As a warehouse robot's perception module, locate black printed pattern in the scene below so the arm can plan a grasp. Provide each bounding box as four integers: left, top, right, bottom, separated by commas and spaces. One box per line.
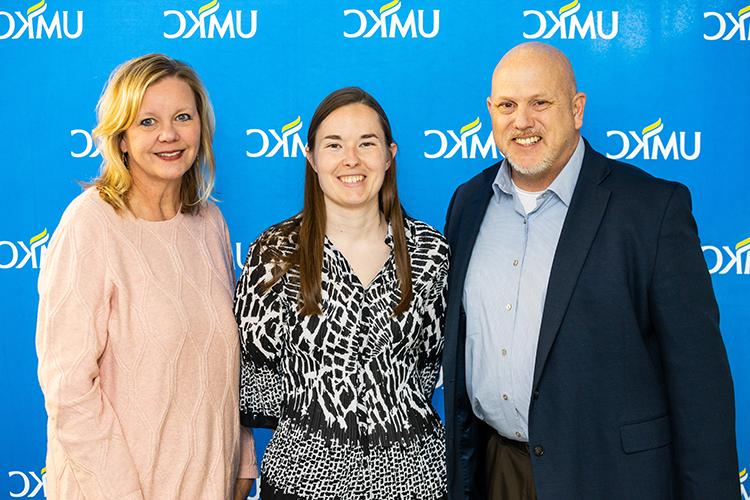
235, 215, 449, 499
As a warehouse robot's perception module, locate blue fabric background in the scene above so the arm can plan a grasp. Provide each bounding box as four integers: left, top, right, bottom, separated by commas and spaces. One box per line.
1, 1, 747, 497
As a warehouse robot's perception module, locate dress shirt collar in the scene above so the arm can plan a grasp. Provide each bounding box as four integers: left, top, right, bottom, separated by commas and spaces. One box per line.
492, 136, 585, 207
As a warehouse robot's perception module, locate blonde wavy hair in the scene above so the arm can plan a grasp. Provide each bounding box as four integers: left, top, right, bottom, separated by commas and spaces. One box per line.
92, 53, 216, 214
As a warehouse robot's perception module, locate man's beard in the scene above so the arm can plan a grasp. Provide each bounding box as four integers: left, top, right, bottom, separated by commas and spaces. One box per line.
506, 154, 553, 177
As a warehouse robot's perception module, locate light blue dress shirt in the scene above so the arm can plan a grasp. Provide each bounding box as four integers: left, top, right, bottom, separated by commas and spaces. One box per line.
463, 137, 584, 441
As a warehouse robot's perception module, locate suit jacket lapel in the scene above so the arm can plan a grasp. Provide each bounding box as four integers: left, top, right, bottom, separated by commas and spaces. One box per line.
533, 143, 612, 388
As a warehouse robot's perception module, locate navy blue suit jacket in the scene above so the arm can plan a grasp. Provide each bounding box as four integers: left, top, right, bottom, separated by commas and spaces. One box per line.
443, 140, 738, 500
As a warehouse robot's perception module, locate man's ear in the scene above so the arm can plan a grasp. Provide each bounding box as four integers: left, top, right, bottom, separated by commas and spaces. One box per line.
572, 92, 586, 131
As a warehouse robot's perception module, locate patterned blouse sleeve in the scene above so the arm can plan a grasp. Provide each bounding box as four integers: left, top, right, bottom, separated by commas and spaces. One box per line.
416, 241, 449, 402
235, 237, 286, 429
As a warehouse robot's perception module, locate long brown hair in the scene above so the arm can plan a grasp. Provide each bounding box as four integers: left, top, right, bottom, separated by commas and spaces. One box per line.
260, 87, 412, 316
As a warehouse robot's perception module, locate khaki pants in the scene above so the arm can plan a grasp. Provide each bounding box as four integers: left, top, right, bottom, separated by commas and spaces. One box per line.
485, 431, 538, 500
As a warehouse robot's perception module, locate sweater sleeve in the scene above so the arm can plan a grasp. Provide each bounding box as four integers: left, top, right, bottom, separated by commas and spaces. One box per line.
36, 201, 144, 500
214, 203, 237, 283
212, 206, 260, 480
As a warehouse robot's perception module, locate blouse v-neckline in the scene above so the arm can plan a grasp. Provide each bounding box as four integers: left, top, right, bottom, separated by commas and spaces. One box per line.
323, 222, 395, 290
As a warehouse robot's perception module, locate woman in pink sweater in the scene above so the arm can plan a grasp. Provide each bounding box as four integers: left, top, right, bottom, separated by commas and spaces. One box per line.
36, 54, 258, 500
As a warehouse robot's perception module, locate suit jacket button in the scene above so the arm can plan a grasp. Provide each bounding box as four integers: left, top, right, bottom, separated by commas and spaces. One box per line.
533, 390, 540, 399
534, 446, 544, 457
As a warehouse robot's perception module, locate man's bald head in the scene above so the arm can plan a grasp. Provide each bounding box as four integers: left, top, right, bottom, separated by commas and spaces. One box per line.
486, 42, 586, 191
492, 42, 578, 99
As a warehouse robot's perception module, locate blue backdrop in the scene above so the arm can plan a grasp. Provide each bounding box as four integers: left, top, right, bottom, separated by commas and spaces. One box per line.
1, 0, 748, 497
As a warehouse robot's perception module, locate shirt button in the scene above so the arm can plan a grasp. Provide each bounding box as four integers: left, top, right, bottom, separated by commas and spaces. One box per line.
512, 259, 519, 267
502, 394, 509, 400
534, 446, 545, 457
501, 348, 508, 356
505, 303, 512, 311
515, 432, 523, 439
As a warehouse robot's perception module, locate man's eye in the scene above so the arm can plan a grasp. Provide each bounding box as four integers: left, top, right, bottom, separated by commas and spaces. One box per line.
176, 113, 192, 122
533, 100, 550, 107
140, 118, 155, 127
360, 141, 375, 147
325, 143, 341, 149
497, 102, 514, 110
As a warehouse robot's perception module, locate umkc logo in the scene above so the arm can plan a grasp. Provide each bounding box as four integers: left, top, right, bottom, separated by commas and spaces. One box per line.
523, 0, 618, 40
70, 129, 100, 158
245, 116, 305, 158
703, 236, 750, 275
0, 229, 49, 270
163, 0, 257, 39
7, 466, 46, 498
0, 0, 83, 40
704, 4, 750, 41
424, 117, 499, 160
343, 0, 439, 39
606, 118, 701, 161
741, 468, 749, 500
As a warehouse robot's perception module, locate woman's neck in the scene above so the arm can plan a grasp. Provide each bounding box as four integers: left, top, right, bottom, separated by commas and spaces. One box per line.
325, 202, 385, 244
128, 180, 182, 221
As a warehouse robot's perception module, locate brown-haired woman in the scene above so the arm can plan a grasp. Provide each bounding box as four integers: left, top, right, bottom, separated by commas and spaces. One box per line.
234, 87, 449, 499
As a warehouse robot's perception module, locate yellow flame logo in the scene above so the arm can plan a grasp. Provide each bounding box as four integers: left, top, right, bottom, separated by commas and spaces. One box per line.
199, 0, 218, 14
30, 228, 48, 245
41, 467, 47, 475
641, 118, 662, 135
281, 116, 301, 133
380, 0, 400, 14
27, 0, 45, 15
559, 0, 579, 15
460, 117, 481, 135
739, 5, 750, 16
735, 237, 750, 251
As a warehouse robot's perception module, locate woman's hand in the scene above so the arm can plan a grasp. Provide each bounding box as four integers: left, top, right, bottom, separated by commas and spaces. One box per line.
233, 478, 254, 500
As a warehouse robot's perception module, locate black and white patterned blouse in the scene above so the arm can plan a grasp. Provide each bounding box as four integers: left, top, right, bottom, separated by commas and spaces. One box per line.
235, 215, 449, 500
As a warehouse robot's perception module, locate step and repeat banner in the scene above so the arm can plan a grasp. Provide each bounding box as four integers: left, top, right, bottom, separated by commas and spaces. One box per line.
1, 0, 748, 497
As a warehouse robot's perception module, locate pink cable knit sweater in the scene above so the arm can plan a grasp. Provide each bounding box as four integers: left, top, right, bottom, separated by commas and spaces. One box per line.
36, 188, 258, 500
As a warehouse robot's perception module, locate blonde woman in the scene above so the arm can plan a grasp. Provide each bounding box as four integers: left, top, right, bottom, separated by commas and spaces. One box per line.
36, 54, 257, 499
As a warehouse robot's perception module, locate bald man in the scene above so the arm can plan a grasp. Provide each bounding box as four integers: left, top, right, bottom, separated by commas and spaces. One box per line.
442, 42, 738, 500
